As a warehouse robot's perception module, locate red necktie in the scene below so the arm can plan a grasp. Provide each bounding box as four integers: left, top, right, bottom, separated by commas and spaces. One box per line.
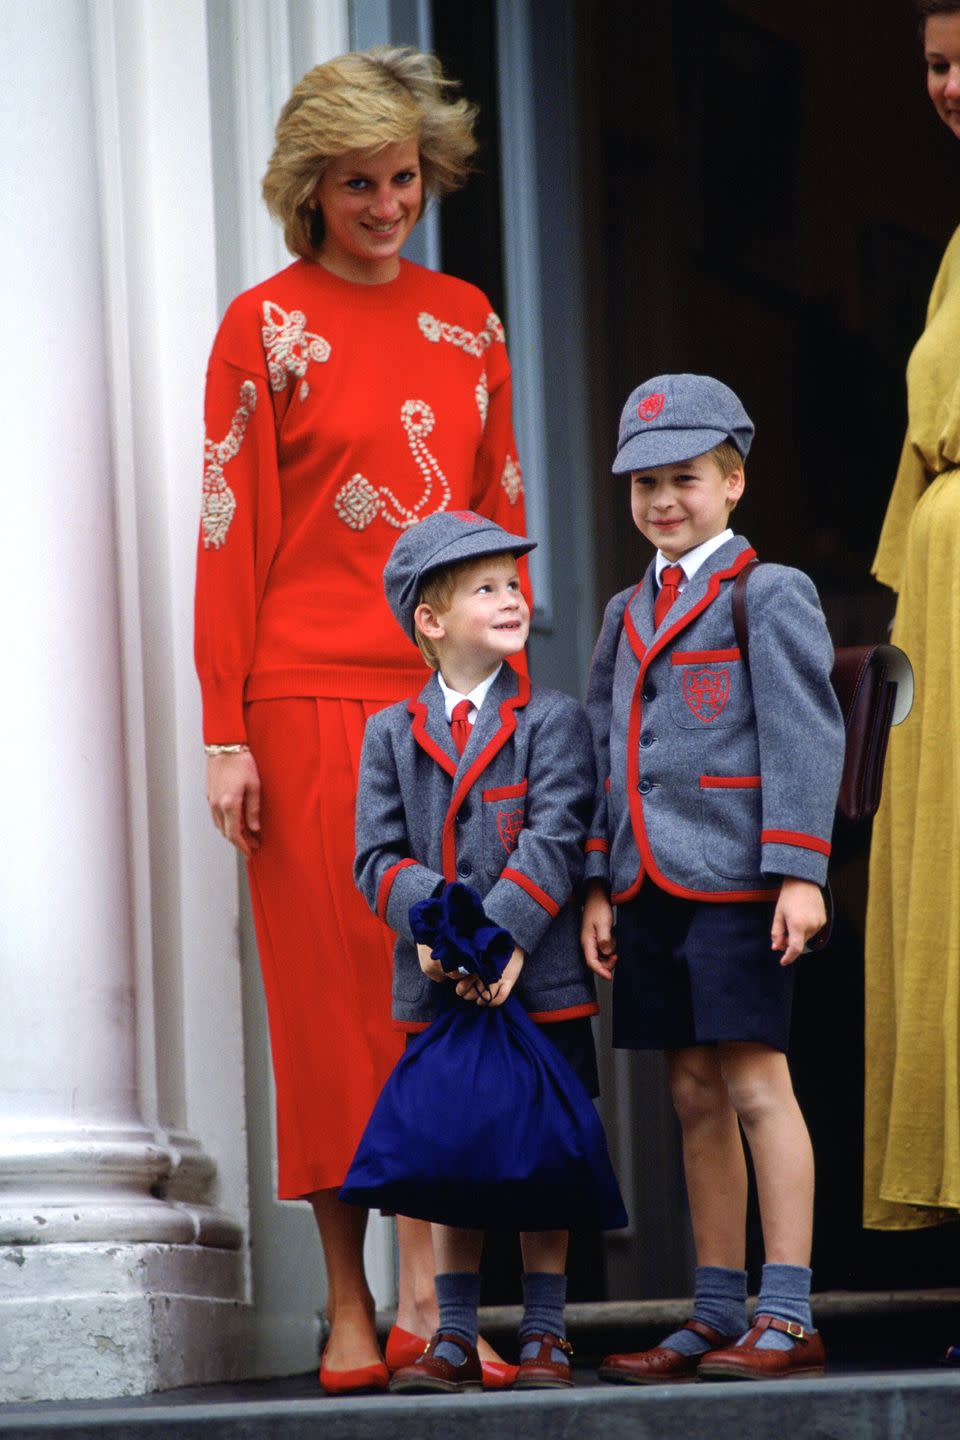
654, 564, 684, 629
451, 698, 472, 755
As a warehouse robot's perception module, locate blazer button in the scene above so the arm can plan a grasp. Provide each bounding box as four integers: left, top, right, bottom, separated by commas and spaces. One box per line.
638, 779, 653, 795
457, 803, 471, 823
642, 684, 656, 702
457, 860, 472, 877
639, 734, 654, 749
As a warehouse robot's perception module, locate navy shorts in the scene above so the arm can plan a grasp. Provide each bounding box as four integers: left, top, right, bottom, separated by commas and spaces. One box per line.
406, 1013, 599, 1097
613, 885, 793, 1053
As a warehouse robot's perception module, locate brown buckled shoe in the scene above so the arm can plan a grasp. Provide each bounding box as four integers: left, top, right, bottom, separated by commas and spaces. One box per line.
514, 1332, 573, 1389
388, 1331, 483, 1394
598, 1319, 736, 1385
697, 1314, 826, 1381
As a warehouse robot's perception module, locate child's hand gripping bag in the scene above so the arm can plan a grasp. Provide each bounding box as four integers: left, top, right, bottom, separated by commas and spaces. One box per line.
340, 883, 628, 1232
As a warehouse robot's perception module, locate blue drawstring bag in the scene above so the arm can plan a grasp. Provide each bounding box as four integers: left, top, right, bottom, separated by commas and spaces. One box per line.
340, 883, 628, 1232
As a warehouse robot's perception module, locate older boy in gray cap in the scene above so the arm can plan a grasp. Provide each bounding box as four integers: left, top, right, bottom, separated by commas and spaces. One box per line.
354, 511, 600, 1393
584, 375, 844, 1383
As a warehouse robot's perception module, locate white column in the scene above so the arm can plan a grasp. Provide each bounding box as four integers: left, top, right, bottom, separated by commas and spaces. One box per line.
0, 0, 249, 1402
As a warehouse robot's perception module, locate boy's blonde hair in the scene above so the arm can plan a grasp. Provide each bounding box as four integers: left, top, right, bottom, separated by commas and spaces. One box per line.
262, 47, 478, 261
709, 440, 744, 478
709, 440, 745, 513
413, 563, 460, 669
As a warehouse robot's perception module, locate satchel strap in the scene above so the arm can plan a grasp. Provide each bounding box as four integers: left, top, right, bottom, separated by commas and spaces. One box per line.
731, 560, 758, 664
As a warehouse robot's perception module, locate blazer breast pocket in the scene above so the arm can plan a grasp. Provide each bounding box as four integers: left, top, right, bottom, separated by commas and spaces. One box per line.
669, 648, 747, 730
698, 775, 762, 881
481, 780, 527, 873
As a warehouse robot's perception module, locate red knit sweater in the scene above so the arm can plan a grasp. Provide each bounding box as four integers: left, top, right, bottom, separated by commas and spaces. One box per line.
194, 258, 527, 742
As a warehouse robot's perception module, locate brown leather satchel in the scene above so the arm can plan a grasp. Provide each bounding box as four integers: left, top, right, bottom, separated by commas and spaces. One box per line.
731, 562, 914, 824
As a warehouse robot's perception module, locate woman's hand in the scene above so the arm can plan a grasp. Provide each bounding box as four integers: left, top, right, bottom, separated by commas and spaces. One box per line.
771, 877, 826, 966
206, 750, 262, 857
455, 945, 524, 1008
581, 880, 617, 980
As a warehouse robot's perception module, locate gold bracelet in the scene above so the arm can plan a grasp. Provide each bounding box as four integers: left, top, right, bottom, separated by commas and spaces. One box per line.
204, 742, 249, 756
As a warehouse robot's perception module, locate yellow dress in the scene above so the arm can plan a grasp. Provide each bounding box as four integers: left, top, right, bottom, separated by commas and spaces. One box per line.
864, 224, 960, 1229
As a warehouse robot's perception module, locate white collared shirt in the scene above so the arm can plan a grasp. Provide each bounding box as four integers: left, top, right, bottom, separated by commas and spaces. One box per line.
437, 663, 503, 725
654, 529, 733, 592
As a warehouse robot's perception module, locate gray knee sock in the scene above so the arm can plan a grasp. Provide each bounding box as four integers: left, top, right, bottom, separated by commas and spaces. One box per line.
519, 1271, 568, 1364
434, 1271, 480, 1366
660, 1266, 748, 1355
747, 1263, 813, 1352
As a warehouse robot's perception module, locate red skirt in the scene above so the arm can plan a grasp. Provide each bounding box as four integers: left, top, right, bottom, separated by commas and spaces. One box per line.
245, 696, 405, 1198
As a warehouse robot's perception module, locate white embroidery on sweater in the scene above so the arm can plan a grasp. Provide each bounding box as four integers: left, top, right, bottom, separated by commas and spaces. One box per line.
476, 369, 488, 428
261, 300, 330, 400
501, 454, 523, 505
417, 310, 505, 358
202, 380, 257, 549
333, 399, 451, 531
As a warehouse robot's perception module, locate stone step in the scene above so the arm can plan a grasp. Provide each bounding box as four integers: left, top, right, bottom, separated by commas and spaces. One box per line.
2, 1291, 959, 1439
3, 1371, 960, 1440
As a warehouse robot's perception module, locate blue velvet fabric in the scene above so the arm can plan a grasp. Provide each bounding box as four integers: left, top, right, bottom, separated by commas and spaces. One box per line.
340, 884, 627, 1232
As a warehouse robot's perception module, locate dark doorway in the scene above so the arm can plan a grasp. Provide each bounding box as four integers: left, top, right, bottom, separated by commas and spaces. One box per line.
580, 0, 960, 1293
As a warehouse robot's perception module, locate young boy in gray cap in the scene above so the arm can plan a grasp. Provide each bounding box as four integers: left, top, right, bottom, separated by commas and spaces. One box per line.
354, 510, 600, 1393
583, 374, 844, 1382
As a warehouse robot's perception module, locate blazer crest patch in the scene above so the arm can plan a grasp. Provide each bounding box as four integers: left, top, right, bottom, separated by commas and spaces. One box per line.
683, 667, 730, 723
497, 807, 524, 853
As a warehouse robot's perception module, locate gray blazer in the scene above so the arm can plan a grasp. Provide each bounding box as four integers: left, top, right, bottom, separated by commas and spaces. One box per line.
355, 664, 599, 1027
584, 535, 845, 903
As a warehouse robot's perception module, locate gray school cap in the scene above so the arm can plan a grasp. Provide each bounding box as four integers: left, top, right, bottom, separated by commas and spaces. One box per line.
383, 510, 537, 637
612, 373, 754, 473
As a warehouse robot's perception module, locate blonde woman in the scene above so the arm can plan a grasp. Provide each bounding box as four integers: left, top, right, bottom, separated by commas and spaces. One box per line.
195, 47, 527, 1393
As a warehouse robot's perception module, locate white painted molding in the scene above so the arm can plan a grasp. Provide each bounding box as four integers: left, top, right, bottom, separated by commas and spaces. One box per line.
88, 0, 249, 1240
495, 0, 553, 628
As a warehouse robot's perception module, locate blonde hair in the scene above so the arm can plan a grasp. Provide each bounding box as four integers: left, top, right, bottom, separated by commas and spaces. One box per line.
262, 47, 479, 261
413, 563, 460, 670
708, 440, 745, 514
709, 441, 744, 478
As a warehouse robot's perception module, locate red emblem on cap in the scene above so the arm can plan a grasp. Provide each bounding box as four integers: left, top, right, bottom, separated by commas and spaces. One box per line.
683, 668, 730, 723
638, 394, 665, 421
497, 807, 524, 854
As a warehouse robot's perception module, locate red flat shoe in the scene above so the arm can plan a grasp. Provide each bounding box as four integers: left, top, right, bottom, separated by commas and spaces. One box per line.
386, 1324, 429, 1372
319, 1354, 390, 1396
481, 1358, 519, 1389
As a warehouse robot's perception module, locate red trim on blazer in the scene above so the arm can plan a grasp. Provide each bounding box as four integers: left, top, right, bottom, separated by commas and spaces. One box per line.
528, 1001, 600, 1023
585, 838, 609, 854
441, 673, 532, 881
639, 548, 757, 675
376, 858, 418, 920
616, 548, 778, 904
408, 697, 457, 777
604, 775, 611, 792
762, 828, 832, 857
482, 779, 528, 801
622, 582, 647, 663
672, 647, 742, 665
611, 874, 646, 905
501, 867, 560, 917
699, 774, 761, 789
